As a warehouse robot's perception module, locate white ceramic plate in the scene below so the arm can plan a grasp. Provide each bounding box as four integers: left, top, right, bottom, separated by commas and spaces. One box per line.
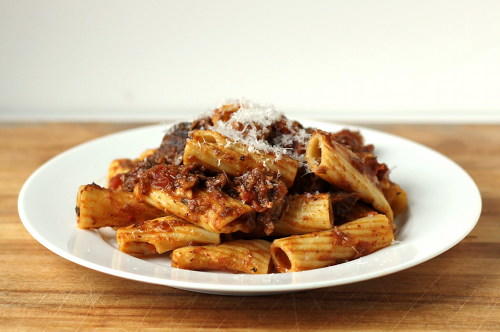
18, 121, 481, 295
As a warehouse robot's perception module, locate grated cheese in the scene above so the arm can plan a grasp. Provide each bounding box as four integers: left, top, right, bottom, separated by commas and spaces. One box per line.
208, 99, 311, 165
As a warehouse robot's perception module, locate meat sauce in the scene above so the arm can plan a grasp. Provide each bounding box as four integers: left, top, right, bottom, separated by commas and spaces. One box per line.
118, 111, 389, 234
119, 122, 191, 192
230, 169, 287, 213
137, 164, 200, 195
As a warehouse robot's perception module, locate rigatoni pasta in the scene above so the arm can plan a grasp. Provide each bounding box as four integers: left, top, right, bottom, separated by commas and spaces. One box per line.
183, 130, 299, 187
271, 214, 393, 272
306, 132, 394, 222
76, 184, 164, 229
337, 214, 394, 250
382, 181, 408, 218
136, 186, 255, 234
273, 193, 333, 236
172, 239, 272, 274
75, 100, 406, 274
116, 215, 220, 256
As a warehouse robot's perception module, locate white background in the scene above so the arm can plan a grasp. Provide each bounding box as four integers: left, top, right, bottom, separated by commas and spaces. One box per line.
1, 0, 500, 122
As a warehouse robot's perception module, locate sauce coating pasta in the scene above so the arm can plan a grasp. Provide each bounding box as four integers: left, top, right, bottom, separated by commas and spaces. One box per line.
75, 101, 407, 274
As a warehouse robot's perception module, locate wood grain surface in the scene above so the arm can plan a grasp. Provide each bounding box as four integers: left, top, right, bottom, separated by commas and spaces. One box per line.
1, 123, 499, 331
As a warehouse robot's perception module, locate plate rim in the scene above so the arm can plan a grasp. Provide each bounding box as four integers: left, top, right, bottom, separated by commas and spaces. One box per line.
17, 121, 482, 293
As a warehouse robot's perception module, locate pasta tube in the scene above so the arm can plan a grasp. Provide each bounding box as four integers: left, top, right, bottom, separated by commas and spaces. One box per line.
337, 213, 394, 249
137, 186, 255, 234
183, 130, 298, 187
171, 239, 271, 274
306, 132, 394, 222
116, 216, 220, 256
382, 181, 408, 217
271, 214, 393, 272
76, 184, 164, 229
273, 193, 333, 236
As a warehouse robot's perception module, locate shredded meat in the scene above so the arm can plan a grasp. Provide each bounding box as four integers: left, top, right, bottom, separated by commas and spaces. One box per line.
330, 192, 359, 222
255, 198, 286, 235
156, 122, 190, 165
272, 118, 304, 136
339, 202, 379, 223
363, 155, 390, 183
289, 166, 331, 194
204, 173, 229, 192
121, 122, 190, 191
268, 118, 307, 156
121, 159, 156, 192
347, 151, 390, 186
231, 168, 288, 213
191, 116, 213, 130
138, 164, 200, 195
330, 129, 373, 153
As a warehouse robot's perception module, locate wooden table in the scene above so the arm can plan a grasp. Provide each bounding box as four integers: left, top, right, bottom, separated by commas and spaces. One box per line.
1, 123, 499, 331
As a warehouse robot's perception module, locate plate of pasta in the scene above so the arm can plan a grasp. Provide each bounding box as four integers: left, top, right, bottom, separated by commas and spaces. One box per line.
18, 101, 481, 295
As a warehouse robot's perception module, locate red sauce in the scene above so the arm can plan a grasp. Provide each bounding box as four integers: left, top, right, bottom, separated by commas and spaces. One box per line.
232, 168, 287, 213
108, 174, 123, 190
138, 164, 200, 194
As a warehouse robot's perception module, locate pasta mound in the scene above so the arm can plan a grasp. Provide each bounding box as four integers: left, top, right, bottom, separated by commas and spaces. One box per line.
75, 101, 407, 274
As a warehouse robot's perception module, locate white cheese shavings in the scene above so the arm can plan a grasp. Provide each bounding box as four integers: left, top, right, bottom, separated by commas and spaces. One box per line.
209, 99, 310, 165
227, 100, 283, 128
